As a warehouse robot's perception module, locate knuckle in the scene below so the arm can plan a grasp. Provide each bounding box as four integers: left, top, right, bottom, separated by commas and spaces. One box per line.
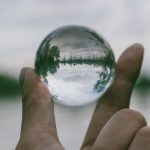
137, 126, 150, 137
115, 109, 147, 126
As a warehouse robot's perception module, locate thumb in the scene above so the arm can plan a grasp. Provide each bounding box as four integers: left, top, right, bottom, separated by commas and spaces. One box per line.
19, 67, 59, 143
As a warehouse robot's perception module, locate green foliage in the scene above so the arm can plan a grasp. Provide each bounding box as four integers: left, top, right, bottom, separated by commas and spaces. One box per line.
0, 74, 21, 98
0, 72, 149, 99
135, 75, 150, 94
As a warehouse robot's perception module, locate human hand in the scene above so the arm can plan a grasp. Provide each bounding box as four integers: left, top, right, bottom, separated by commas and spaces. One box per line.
16, 43, 148, 150
81, 43, 148, 150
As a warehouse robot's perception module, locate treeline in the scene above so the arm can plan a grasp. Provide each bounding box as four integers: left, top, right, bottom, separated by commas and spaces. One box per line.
35, 45, 115, 76
0, 74, 20, 98
0, 74, 150, 99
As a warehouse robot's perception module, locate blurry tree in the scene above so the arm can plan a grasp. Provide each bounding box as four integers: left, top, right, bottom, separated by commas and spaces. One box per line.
135, 75, 150, 94
0, 74, 20, 98
0, 73, 150, 99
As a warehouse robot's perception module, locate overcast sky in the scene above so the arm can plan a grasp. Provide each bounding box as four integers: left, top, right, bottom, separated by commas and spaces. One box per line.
0, 0, 150, 76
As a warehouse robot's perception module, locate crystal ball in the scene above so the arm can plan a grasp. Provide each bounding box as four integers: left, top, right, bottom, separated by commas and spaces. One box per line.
35, 25, 115, 106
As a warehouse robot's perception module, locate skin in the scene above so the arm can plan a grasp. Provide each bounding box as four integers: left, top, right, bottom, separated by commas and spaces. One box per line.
15, 43, 150, 150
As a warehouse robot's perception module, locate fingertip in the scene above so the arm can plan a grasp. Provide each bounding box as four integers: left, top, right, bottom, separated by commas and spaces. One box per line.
19, 67, 42, 92
122, 43, 144, 62
127, 43, 144, 57
136, 126, 150, 137
130, 43, 144, 51
20, 67, 51, 99
116, 43, 144, 83
134, 43, 144, 60
19, 67, 35, 88
20, 67, 35, 79
116, 109, 147, 126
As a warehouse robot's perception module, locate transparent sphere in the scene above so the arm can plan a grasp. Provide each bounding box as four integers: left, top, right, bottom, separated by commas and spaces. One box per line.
35, 25, 115, 106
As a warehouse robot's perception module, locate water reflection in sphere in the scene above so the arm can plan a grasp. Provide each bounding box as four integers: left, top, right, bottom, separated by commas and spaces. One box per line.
35, 25, 115, 106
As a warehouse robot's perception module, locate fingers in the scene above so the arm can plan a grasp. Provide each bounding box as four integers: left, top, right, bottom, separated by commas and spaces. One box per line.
91, 109, 147, 150
81, 43, 144, 148
101, 43, 144, 108
19, 67, 59, 143
129, 126, 150, 150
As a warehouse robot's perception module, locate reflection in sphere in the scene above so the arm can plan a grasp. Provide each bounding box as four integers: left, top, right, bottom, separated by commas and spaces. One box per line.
35, 25, 115, 106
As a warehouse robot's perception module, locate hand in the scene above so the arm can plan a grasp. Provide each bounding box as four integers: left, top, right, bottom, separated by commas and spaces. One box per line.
16, 43, 148, 150
81, 43, 147, 150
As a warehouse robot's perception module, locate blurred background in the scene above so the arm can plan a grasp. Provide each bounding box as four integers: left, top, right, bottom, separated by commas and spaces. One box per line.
0, 0, 150, 149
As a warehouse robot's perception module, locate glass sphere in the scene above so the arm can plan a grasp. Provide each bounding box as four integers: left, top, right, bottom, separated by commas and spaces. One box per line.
35, 25, 115, 106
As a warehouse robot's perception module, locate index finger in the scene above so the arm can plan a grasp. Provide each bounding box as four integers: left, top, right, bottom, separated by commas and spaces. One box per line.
81, 43, 144, 148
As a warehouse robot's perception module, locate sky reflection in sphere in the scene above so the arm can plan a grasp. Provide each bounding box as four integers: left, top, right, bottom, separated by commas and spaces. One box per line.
35, 26, 115, 106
